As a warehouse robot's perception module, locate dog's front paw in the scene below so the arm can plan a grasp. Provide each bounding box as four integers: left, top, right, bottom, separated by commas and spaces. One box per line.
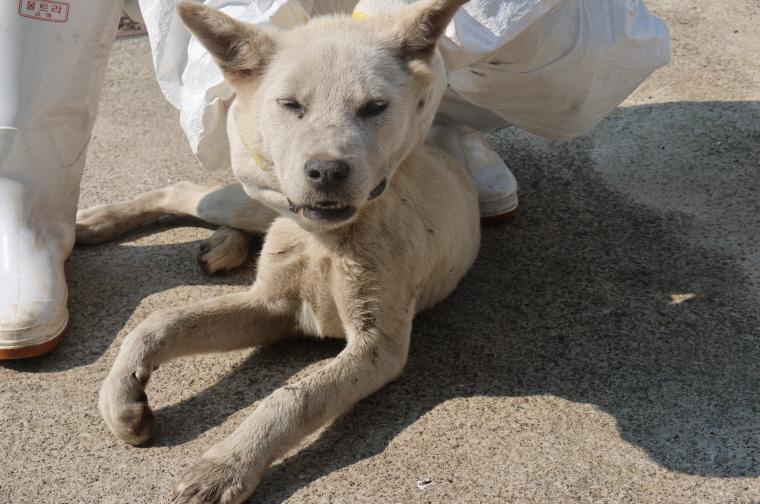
172, 457, 252, 504
99, 367, 156, 445
197, 226, 252, 274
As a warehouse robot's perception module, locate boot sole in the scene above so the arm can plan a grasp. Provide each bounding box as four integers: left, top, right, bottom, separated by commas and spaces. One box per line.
481, 206, 518, 225
0, 323, 67, 359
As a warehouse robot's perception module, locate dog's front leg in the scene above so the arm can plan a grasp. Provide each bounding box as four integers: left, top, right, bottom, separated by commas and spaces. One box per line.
99, 290, 294, 445
171, 319, 413, 504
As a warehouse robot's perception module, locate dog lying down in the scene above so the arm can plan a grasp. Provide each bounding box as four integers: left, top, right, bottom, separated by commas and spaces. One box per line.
77, 0, 480, 501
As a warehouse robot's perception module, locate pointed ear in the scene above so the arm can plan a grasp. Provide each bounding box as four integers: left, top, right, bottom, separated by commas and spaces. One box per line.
176, 1, 277, 81
389, 0, 469, 62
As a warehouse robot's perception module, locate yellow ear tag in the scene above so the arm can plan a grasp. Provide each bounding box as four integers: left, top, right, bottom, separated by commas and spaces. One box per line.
352, 10, 369, 20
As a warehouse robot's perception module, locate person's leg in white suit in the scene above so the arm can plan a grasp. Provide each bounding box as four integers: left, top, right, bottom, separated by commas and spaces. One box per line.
0, 0, 124, 358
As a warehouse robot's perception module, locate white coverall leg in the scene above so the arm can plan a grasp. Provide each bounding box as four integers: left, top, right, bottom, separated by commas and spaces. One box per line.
0, 0, 124, 358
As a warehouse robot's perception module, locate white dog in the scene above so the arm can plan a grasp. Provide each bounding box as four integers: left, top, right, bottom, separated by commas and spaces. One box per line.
78, 0, 479, 501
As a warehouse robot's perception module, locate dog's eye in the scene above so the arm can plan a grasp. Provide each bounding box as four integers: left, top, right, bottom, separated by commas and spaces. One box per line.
278, 99, 305, 118
358, 100, 388, 119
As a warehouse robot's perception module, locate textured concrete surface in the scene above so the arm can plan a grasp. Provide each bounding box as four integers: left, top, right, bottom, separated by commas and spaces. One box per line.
2, 0, 759, 502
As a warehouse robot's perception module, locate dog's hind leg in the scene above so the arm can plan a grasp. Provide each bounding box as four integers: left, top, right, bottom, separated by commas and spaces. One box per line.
99, 289, 294, 446
196, 226, 254, 274
76, 182, 278, 244
193, 183, 281, 273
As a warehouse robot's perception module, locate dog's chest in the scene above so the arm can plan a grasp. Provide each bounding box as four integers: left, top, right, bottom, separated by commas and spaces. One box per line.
257, 222, 366, 339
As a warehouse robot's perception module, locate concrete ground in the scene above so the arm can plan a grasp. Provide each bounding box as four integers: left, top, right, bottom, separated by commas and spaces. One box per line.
2, 0, 759, 502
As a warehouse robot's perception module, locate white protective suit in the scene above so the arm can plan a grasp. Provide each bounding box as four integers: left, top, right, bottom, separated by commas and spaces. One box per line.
136, 0, 670, 172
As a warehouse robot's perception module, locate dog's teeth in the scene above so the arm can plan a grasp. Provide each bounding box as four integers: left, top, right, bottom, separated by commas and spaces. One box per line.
313, 202, 347, 210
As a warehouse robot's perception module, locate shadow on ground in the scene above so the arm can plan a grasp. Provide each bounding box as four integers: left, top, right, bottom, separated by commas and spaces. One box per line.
5, 101, 759, 502
252, 101, 760, 501
0, 217, 258, 373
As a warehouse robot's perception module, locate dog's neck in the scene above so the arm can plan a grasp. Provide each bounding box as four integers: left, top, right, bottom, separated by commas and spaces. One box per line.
227, 101, 291, 216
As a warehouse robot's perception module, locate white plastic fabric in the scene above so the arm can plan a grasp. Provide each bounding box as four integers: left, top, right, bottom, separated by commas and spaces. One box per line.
136, 0, 670, 170
438, 0, 671, 139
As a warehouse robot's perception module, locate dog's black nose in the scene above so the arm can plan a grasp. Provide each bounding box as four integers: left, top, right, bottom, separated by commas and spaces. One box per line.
304, 159, 350, 192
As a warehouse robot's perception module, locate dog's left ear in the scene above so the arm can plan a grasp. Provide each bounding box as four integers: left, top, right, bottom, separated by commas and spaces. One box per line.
388, 0, 469, 63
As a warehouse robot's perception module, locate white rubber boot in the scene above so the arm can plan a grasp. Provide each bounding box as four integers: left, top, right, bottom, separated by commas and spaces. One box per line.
0, 0, 123, 358
427, 120, 519, 224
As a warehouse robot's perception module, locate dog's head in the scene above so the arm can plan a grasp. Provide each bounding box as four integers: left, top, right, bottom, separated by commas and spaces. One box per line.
178, 0, 467, 231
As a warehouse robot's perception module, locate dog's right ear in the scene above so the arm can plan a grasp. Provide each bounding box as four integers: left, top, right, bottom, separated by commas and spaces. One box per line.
177, 2, 277, 82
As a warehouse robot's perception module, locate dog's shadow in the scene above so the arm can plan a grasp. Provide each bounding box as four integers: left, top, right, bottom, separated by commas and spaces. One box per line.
237, 100, 757, 501
151, 336, 347, 448
113, 100, 760, 502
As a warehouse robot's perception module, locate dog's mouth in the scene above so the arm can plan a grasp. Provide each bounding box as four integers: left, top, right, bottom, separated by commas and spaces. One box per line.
288, 179, 387, 222
289, 200, 357, 221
